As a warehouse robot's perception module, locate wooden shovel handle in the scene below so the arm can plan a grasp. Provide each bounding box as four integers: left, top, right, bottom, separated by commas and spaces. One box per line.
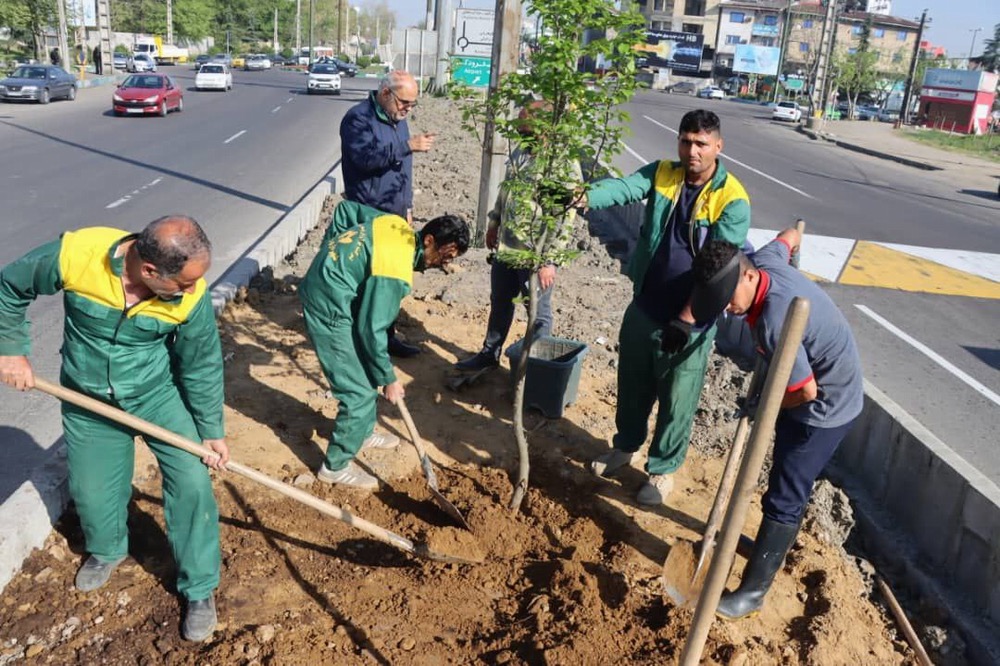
31, 377, 418, 555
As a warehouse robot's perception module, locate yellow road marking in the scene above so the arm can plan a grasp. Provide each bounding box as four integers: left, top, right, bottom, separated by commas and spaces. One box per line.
839, 242, 1000, 299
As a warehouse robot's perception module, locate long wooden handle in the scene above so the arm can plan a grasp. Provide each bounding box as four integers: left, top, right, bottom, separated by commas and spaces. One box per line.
396, 397, 439, 486
32, 377, 418, 555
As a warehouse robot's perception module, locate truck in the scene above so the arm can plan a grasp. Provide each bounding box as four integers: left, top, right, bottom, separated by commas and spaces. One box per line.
133, 35, 189, 65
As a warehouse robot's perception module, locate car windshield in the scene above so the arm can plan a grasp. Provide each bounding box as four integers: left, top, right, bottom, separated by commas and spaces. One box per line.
200, 65, 224, 73
312, 65, 337, 74
11, 66, 48, 80
123, 75, 164, 89
778, 102, 796, 109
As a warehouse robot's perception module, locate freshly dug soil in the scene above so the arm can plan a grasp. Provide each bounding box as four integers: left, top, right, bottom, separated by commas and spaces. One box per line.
0, 96, 919, 665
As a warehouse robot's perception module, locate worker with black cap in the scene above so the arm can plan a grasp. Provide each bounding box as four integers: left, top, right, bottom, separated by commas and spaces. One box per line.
689, 226, 863, 620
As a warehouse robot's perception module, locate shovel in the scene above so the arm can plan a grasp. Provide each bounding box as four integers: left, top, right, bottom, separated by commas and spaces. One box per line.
396, 397, 472, 530
662, 358, 764, 608
31, 378, 482, 566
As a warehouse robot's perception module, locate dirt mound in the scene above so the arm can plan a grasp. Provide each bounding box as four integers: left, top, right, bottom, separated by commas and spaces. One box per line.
0, 95, 919, 665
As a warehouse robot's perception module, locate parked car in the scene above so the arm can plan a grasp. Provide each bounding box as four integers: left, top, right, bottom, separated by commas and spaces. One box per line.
193, 54, 211, 69
306, 63, 341, 95
877, 108, 899, 123
113, 52, 134, 71
113, 73, 183, 117
666, 81, 696, 95
772, 100, 802, 122
855, 105, 880, 121
697, 85, 725, 100
195, 63, 232, 91
267, 54, 292, 67
244, 54, 268, 71
0, 65, 77, 104
129, 53, 157, 72
211, 53, 232, 67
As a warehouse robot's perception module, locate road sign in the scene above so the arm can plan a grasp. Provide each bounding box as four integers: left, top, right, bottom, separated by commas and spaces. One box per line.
453, 8, 495, 58
451, 56, 491, 88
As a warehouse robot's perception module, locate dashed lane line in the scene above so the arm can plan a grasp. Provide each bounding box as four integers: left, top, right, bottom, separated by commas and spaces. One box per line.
224, 130, 247, 144
105, 177, 164, 209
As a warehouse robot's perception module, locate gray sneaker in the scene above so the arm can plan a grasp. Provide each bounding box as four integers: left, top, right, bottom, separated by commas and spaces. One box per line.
75, 555, 126, 592
361, 432, 400, 450
316, 461, 379, 490
589, 448, 634, 477
636, 474, 675, 506
183, 595, 217, 642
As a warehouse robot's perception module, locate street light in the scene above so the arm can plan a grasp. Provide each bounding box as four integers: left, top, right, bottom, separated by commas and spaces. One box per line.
968, 27, 982, 69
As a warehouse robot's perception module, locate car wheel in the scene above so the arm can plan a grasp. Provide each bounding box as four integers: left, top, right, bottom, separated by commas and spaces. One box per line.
67, 85, 77, 101
177, 97, 184, 112
335, 89, 341, 95
159, 100, 167, 117
39, 89, 50, 105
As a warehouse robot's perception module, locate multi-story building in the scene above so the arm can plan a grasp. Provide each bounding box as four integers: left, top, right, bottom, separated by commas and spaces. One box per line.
634, 0, 725, 73
713, 0, 786, 79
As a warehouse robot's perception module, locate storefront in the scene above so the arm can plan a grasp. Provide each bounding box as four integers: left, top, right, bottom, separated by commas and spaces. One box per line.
918, 68, 998, 135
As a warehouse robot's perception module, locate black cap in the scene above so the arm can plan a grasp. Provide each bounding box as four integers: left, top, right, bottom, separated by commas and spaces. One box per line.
691, 252, 741, 323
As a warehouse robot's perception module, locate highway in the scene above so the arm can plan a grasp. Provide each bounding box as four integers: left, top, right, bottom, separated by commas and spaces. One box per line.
612, 90, 1000, 481
0, 76, 997, 504
0, 66, 378, 501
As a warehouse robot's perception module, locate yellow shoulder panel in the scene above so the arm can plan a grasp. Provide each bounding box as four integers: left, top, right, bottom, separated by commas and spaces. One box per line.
701, 174, 750, 224
371, 215, 416, 285
59, 227, 130, 310
653, 161, 684, 201
131, 280, 207, 324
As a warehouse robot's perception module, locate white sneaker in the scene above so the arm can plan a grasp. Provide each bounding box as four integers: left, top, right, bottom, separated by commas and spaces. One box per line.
589, 448, 634, 477
362, 432, 400, 450
316, 461, 379, 490
637, 474, 675, 506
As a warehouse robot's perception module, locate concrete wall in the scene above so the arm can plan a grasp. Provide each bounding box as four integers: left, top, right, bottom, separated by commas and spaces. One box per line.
827, 379, 1000, 664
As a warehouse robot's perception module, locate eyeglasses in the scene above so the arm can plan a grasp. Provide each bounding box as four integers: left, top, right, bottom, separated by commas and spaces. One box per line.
390, 89, 418, 109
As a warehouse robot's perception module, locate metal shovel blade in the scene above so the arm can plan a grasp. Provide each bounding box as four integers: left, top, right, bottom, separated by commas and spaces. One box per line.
662, 539, 707, 610
397, 398, 472, 531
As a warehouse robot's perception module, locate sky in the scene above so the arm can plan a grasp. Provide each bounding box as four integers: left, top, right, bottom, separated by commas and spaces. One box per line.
385, 1, 998, 60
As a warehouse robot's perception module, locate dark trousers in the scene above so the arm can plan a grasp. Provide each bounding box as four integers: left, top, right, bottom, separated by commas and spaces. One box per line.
481, 261, 552, 359
762, 414, 857, 525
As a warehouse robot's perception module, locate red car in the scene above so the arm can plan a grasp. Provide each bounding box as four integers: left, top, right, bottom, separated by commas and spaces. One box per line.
112, 73, 183, 117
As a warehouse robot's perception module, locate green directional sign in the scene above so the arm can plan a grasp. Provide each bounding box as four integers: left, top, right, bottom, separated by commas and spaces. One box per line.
451, 56, 491, 88
783, 78, 805, 91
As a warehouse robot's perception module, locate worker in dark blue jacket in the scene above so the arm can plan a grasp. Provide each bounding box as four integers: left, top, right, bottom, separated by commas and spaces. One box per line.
339, 70, 436, 357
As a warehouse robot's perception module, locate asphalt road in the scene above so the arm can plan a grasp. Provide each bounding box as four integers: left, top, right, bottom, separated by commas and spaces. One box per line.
0, 67, 378, 502
610, 90, 1000, 482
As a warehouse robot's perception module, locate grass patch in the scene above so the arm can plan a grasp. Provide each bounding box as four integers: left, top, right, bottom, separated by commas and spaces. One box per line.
901, 128, 1000, 163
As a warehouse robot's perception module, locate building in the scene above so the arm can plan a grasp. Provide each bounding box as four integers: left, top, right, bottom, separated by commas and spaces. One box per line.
713, 0, 786, 87
635, 0, 724, 73
918, 68, 998, 134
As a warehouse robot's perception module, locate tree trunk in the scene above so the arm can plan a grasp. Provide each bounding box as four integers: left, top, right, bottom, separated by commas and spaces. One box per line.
508, 271, 540, 513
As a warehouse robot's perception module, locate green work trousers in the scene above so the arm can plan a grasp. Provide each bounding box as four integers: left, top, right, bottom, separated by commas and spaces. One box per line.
61, 381, 220, 601
302, 309, 379, 471
612, 301, 716, 475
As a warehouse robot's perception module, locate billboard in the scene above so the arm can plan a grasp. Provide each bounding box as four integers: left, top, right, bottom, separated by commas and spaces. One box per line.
67, 0, 97, 27
922, 68, 997, 92
733, 45, 780, 75
634, 31, 704, 72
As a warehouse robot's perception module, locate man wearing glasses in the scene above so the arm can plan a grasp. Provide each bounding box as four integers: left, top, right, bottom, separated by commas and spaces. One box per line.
339, 70, 436, 358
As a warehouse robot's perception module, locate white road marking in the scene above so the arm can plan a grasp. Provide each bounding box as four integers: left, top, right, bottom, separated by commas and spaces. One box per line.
875, 243, 1000, 284
623, 143, 648, 164
286, 97, 294, 103
271, 106, 281, 113
105, 177, 164, 209
854, 304, 1000, 407
642, 114, 815, 200
224, 130, 247, 144
746, 229, 856, 282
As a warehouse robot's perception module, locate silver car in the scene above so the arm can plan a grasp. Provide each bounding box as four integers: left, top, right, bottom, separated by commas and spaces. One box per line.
0, 65, 77, 104
129, 53, 157, 73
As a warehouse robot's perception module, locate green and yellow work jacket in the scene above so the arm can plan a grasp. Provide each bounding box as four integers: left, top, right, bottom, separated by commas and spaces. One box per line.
298, 202, 423, 387
587, 159, 751, 294
0, 227, 225, 440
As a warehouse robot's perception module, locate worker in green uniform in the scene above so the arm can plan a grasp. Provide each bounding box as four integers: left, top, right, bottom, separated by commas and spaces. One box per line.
299, 201, 470, 489
0, 216, 228, 642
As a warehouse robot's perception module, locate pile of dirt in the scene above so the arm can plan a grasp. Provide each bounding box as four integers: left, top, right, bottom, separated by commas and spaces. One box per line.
0, 95, 921, 665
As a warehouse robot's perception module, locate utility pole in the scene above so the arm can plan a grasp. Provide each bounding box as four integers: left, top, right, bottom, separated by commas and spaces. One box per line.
296, 0, 302, 55
772, 0, 794, 103
806, 0, 837, 129
426, 0, 435, 31
166, 0, 173, 45
55, 0, 69, 66
274, 8, 279, 54
900, 9, 927, 125
337, 0, 342, 55
474, 0, 523, 244
967, 27, 982, 69
432, 0, 454, 89
308, 0, 314, 66
96, 0, 113, 76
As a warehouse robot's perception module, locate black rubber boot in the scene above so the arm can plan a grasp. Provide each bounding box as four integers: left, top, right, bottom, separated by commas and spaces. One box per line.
716, 518, 799, 620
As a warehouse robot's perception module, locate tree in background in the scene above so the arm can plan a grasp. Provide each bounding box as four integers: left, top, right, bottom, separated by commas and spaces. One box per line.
452, 0, 644, 512
0, 0, 56, 60
981, 23, 1000, 72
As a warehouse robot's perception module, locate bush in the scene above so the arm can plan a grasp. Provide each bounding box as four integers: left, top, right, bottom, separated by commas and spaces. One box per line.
357, 55, 371, 68
371, 53, 381, 64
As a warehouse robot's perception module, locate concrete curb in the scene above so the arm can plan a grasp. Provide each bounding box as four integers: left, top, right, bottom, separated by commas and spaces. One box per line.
828, 379, 1000, 665
0, 168, 341, 595
796, 125, 942, 171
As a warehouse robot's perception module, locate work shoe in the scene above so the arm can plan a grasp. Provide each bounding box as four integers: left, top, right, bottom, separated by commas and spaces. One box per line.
636, 473, 675, 506
388, 336, 421, 358
75, 555, 126, 592
316, 461, 379, 490
589, 448, 633, 478
454, 351, 500, 372
362, 431, 400, 450
182, 595, 217, 642
717, 519, 799, 620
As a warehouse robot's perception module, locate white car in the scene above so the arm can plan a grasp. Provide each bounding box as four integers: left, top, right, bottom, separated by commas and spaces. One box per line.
129, 53, 157, 73
195, 63, 232, 91
697, 86, 725, 100
772, 101, 802, 122
306, 63, 341, 95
